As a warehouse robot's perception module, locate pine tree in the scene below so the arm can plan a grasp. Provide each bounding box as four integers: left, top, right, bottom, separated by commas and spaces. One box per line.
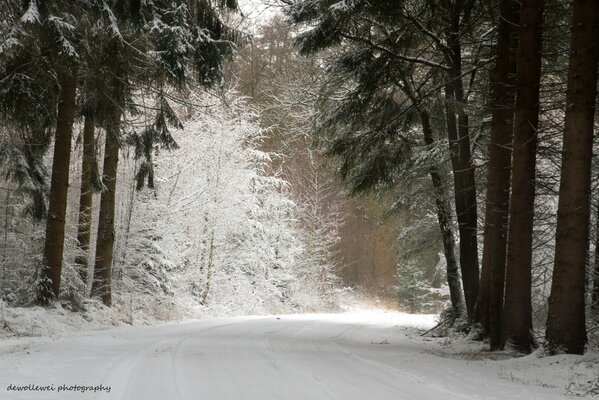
397, 260, 431, 314
74, 113, 96, 286
439, 0, 480, 321
475, 0, 520, 349
545, 0, 599, 355
0, 0, 89, 303
502, 0, 545, 353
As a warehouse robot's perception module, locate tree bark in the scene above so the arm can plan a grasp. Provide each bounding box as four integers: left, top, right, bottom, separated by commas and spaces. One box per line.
593, 201, 599, 318
546, 0, 599, 355
91, 119, 120, 306
420, 111, 465, 315
502, 0, 544, 353
475, 0, 520, 349
444, 3, 480, 322
39, 73, 77, 303
75, 113, 96, 286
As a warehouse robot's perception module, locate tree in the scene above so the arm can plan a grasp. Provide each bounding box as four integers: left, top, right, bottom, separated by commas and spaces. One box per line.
41, 68, 78, 302
0, 0, 90, 303
90, 47, 124, 306
74, 113, 96, 285
439, 0, 481, 320
397, 260, 431, 314
502, 0, 545, 353
545, 0, 599, 355
474, 0, 520, 349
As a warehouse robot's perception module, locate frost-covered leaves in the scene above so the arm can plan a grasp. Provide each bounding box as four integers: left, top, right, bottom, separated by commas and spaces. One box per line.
118, 91, 336, 316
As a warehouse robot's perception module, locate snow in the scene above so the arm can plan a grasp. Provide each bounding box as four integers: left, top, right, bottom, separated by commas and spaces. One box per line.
1, 310, 592, 399
20, 1, 40, 24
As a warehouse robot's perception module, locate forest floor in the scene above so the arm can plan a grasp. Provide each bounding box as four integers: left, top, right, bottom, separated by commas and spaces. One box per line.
0, 309, 597, 399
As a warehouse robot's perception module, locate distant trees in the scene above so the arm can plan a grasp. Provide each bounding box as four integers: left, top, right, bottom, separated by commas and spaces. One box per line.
232, 16, 352, 304
117, 91, 331, 315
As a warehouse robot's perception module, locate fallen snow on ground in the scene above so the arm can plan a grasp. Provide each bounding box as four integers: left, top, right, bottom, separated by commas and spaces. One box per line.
0, 309, 596, 399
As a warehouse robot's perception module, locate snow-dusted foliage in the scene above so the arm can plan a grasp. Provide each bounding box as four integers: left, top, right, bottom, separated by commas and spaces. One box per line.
115, 91, 337, 318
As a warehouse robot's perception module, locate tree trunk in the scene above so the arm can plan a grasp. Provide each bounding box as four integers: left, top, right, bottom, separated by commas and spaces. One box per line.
502, 0, 545, 353
420, 111, 464, 315
444, 4, 480, 322
546, 0, 599, 355
91, 120, 120, 306
593, 201, 599, 318
75, 113, 96, 287
475, 0, 520, 349
39, 73, 77, 303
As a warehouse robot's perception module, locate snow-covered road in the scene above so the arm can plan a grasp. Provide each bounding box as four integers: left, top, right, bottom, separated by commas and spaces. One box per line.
0, 312, 571, 400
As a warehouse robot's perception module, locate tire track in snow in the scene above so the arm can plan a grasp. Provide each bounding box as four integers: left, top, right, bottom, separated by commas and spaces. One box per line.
95, 320, 247, 400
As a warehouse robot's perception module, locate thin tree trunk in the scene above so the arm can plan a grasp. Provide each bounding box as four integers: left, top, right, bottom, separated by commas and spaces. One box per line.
502, 0, 545, 353
39, 73, 78, 303
420, 111, 464, 315
592, 200, 599, 317
445, 3, 480, 321
91, 119, 121, 306
475, 0, 520, 349
1, 184, 12, 294
546, 0, 599, 355
444, 81, 479, 322
75, 113, 96, 286
201, 227, 216, 305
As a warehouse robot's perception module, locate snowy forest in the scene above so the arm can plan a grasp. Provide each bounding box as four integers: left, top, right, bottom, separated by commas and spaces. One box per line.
0, 0, 599, 399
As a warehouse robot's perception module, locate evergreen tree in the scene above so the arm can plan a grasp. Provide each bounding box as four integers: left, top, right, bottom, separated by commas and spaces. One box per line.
545, 0, 599, 355
74, 113, 97, 286
0, 0, 94, 303
502, 0, 545, 353
397, 260, 431, 314
474, 0, 520, 349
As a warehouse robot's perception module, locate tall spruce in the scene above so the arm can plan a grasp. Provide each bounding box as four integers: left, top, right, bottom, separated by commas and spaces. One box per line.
90, 40, 125, 305
74, 113, 96, 286
502, 0, 545, 353
0, 0, 88, 303
474, 0, 520, 348
41, 71, 78, 301
439, 0, 480, 320
545, 0, 599, 355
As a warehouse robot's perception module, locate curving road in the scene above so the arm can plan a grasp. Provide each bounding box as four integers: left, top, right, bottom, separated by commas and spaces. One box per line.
0, 313, 569, 400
